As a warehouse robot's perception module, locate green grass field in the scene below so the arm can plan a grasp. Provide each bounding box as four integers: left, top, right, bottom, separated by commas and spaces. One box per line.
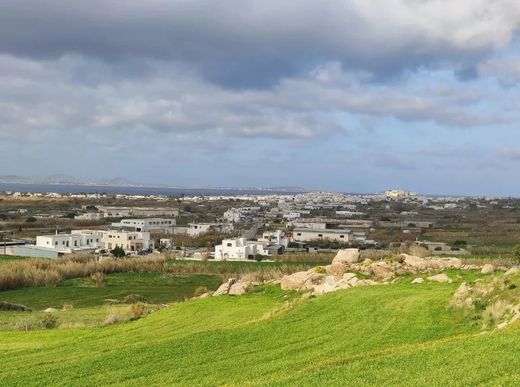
2, 271, 520, 385
0, 272, 221, 309
0, 272, 221, 331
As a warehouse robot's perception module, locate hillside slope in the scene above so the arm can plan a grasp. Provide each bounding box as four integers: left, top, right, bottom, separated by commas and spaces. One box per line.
1, 279, 520, 386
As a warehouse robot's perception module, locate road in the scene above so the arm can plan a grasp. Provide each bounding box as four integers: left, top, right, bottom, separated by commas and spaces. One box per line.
241, 221, 263, 239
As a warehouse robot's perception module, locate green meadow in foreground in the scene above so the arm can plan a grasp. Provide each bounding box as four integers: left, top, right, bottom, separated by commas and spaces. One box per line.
2, 271, 520, 386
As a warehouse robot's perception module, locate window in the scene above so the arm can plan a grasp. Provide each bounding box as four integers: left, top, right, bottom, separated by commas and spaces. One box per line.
297, 233, 301, 236
318, 234, 323, 238
227, 243, 232, 247
340, 235, 344, 238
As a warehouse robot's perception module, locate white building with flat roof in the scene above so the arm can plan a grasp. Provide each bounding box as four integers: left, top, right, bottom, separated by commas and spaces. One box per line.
215, 238, 257, 260
111, 218, 176, 233
74, 212, 103, 221
36, 232, 101, 253
92, 230, 152, 252
292, 228, 352, 243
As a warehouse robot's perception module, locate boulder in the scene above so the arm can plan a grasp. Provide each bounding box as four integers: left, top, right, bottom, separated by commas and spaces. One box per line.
504, 266, 520, 277
332, 248, 361, 264
342, 272, 357, 281
213, 278, 236, 296
313, 276, 340, 295
427, 273, 452, 283
44, 308, 57, 313
411, 278, 424, 285
371, 264, 394, 279
326, 262, 348, 276
450, 282, 473, 308
280, 270, 324, 290
228, 281, 250, 296
401, 254, 428, 270
430, 257, 462, 270
481, 264, 494, 274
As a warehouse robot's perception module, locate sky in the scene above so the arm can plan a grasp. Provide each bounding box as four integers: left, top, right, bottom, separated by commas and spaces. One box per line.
1, 1, 520, 195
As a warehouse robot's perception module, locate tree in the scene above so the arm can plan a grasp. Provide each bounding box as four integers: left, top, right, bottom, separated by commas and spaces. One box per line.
111, 245, 126, 258
513, 245, 520, 265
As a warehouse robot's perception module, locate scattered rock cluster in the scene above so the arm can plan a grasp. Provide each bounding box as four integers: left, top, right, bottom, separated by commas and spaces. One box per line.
212, 278, 253, 297
211, 248, 505, 299
279, 248, 487, 295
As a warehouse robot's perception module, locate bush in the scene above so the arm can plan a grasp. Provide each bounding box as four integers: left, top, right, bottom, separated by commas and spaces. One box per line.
130, 303, 147, 318
314, 266, 327, 274
111, 246, 126, 258
16, 319, 37, 331
123, 294, 149, 304
103, 314, 122, 326
40, 313, 59, 329
90, 272, 107, 288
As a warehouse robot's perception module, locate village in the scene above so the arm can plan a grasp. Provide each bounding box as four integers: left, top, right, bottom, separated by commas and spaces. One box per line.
1, 188, 517, 262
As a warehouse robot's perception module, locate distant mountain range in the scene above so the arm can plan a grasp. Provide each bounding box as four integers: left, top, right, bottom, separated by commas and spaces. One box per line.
0, 175, 308, 193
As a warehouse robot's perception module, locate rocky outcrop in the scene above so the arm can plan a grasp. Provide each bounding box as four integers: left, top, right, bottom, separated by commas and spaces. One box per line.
332, 248, 361, 264
450, 282, 473, 308
280, 269, 324, 291
411, 278, 424, 284
228, 281, 250, 296
505, 266, 520, 277
481, 264, 494, 274
213, 278, 253, 296
371, 263, 394, 279
402, 254, 428, 270
427, 273, 452, 283
213, 278, 236, 296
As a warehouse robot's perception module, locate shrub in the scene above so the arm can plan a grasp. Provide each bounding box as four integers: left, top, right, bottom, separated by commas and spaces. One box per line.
16, 319, 37, 331
130, 303, 147, 318
111, 246, 126, 258
40, 313, 59, 329
314, 266, 327, 274
123, 294, 149, 304
90, 272, 107, 288
103, 314, 122, 326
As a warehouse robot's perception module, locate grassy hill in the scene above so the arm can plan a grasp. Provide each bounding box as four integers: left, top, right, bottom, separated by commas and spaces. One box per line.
1, 272, 520, 385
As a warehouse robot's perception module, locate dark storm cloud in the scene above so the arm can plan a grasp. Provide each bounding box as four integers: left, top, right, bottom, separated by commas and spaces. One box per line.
1, 1, 519, 87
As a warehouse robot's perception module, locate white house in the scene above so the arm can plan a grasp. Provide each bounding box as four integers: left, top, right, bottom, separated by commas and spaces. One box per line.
95, 230, 153, 252
36, 232, 102, 253
258, 230, 289, 248
215, 238, 257, 260
292, 228, 352, 243
111, 218, 176, 233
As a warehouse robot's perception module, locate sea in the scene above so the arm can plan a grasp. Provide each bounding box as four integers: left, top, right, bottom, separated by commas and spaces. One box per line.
0, 183, 304, 197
